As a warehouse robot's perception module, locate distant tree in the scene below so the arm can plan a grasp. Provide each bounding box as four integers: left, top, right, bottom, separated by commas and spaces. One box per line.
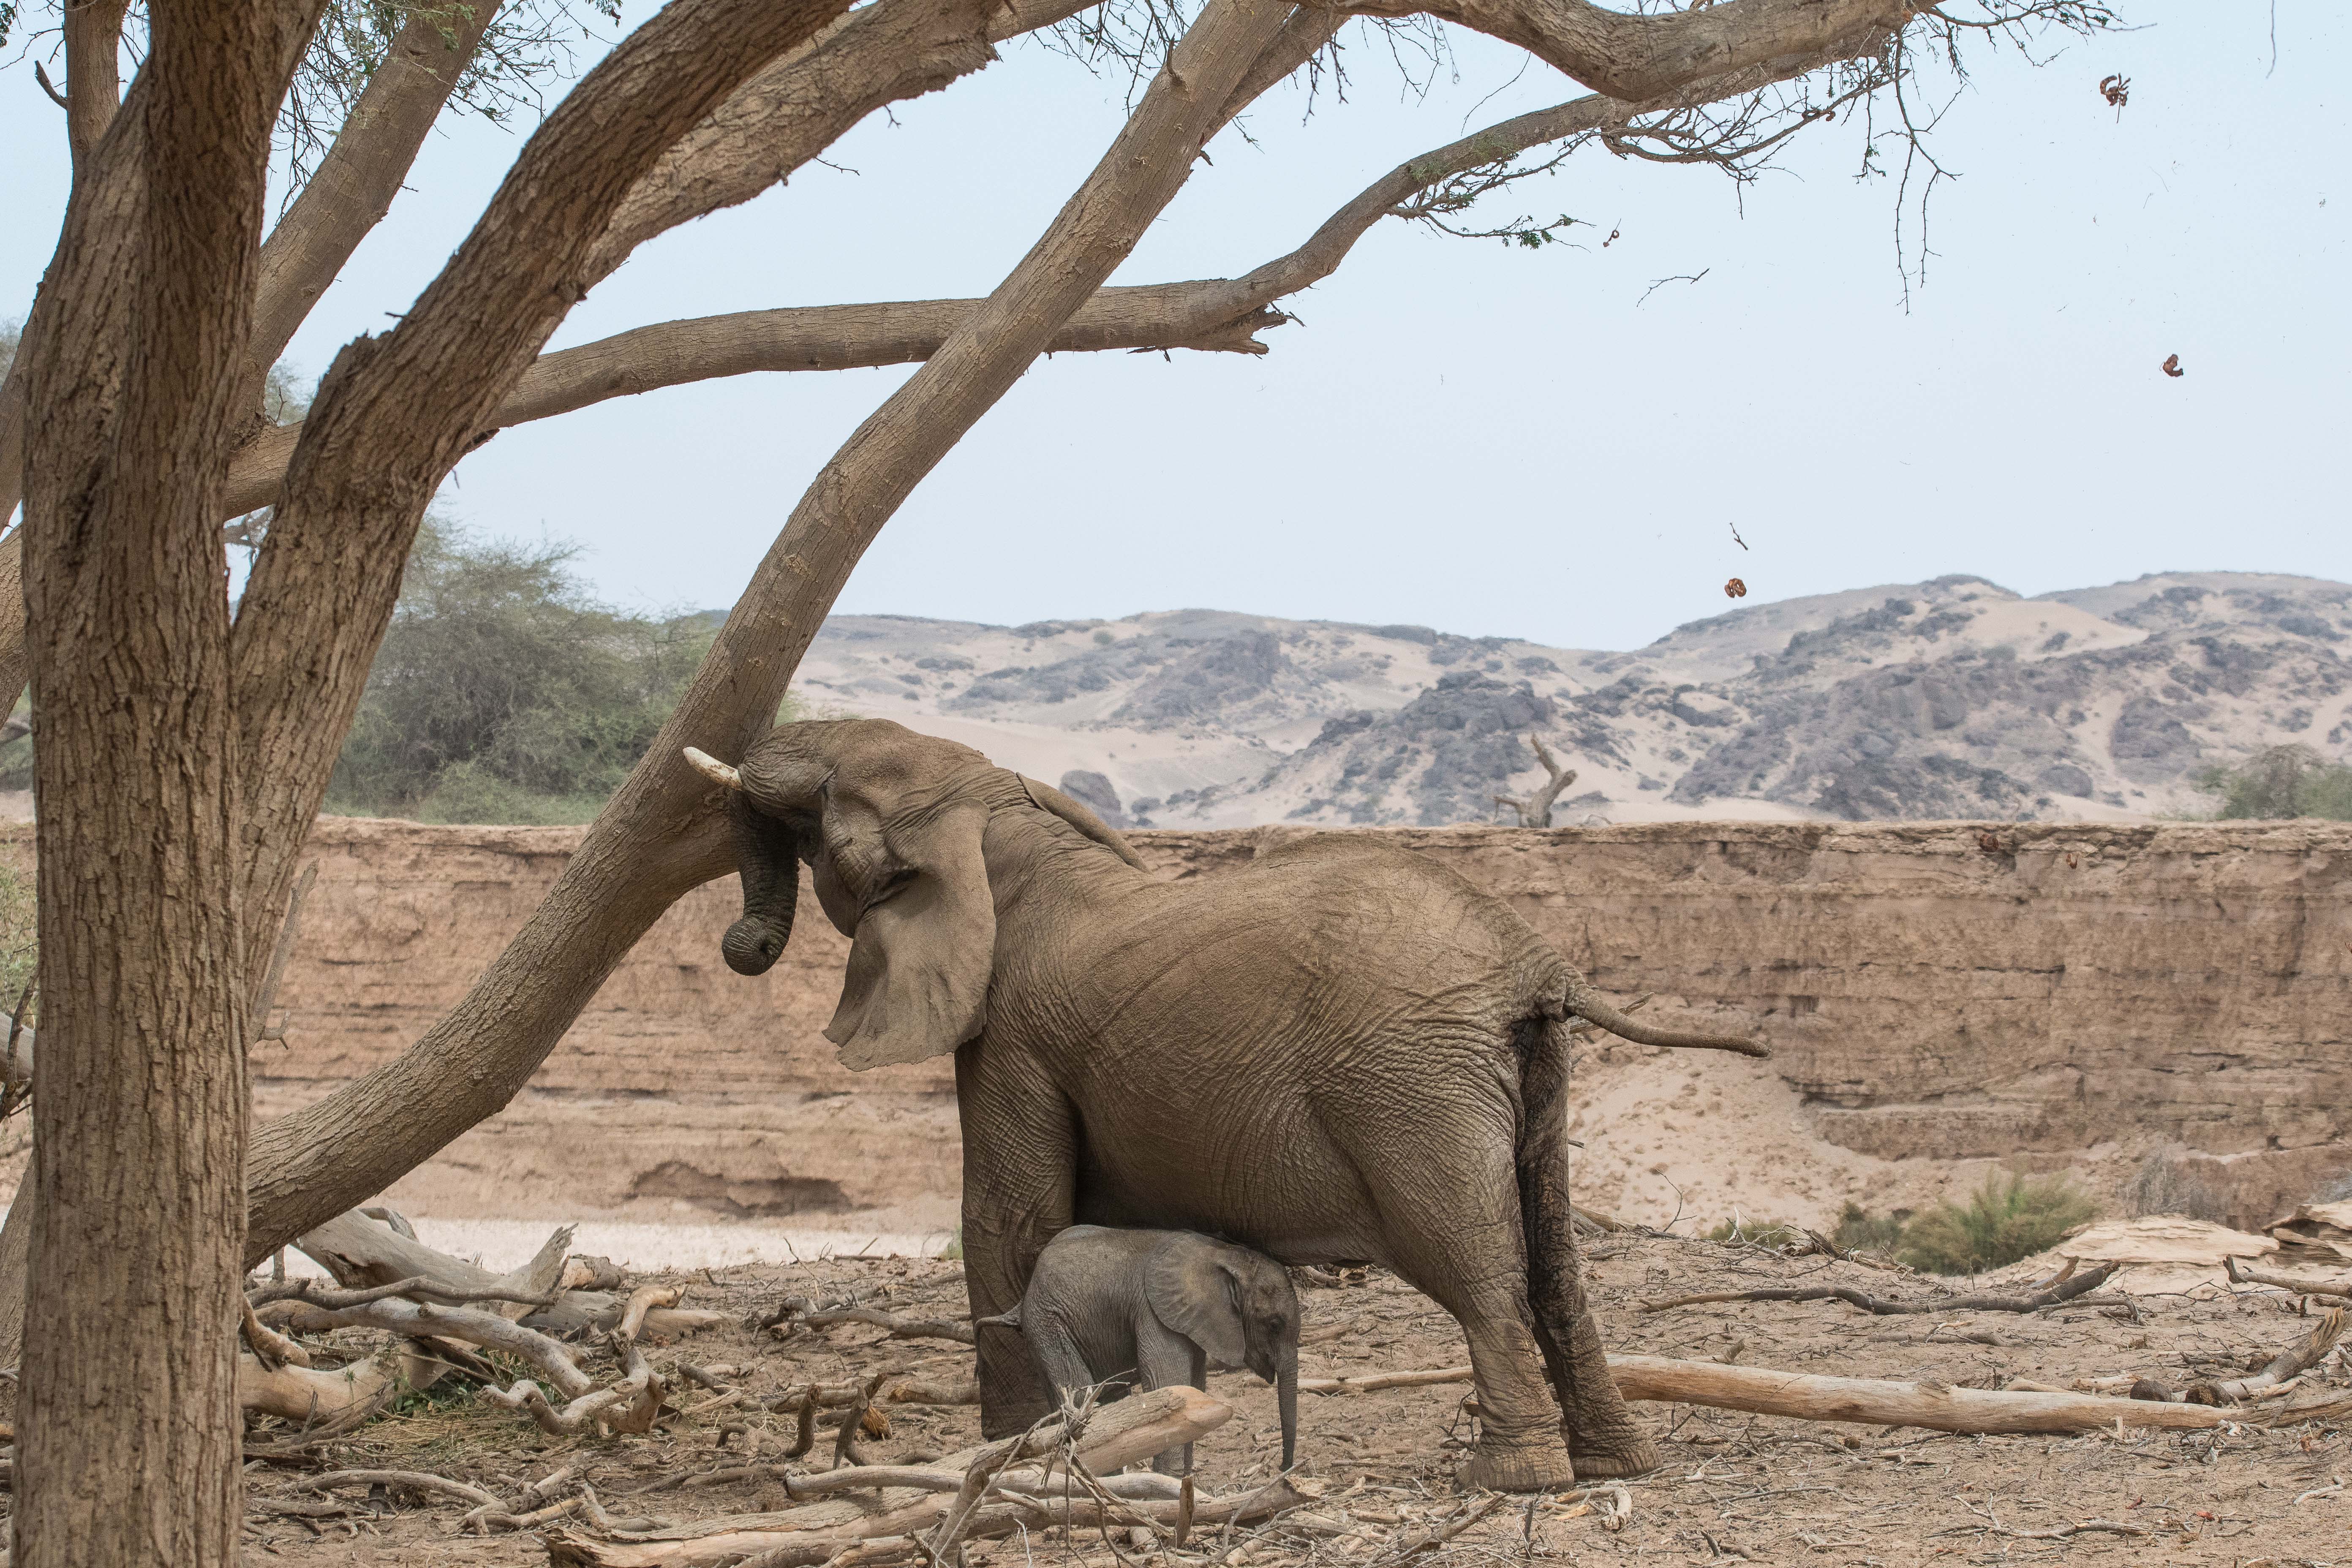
2197, 744, 2352, 822
1493, 734, 1579, 827
327, 520, 715, 823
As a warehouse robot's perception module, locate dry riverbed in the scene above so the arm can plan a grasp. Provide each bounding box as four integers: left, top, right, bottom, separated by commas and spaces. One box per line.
110, 1234, 2352, 1567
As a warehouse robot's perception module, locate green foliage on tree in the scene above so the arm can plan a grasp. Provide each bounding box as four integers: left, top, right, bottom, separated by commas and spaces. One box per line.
2196, 744, 2352, 822
1896, 1172, 2096, 1276
323, 519, 719, 825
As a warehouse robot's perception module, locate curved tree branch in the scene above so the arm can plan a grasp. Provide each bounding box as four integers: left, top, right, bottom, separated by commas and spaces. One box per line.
215, 35, 1867, 518
1331, 0, 1908, 101
245, 0, 509, 391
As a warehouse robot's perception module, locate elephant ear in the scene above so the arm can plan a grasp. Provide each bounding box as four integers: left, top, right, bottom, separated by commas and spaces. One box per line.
1143, 1235, 1248, 1369
822, 794, 996, 1070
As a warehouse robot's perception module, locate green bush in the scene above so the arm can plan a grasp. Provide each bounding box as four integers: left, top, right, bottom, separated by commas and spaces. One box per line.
324, 518, 718, 823
2196, 745, 2352, 822
1898, 1173, 2096, 1276
1830, 1200, 1909, 1256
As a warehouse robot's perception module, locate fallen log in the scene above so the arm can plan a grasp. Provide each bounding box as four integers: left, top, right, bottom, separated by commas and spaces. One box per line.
1639, 1262, 2120, 1317
1296, 1355, 2329, 1434
238, 1350, 398, 1425
289, 1469, 505, 1511
483, 1337, 663, 1436
2189, 1307, 2342, 1404
296, 1210, 573, 1323
1301, 1367, 1473, 1396
269, 1294, 593, 1397
762, 1297, 977, 1345
543, 1385, 1235, 1568
1606, 1354, 2252, 1433
2225, 1255, 2352, 1299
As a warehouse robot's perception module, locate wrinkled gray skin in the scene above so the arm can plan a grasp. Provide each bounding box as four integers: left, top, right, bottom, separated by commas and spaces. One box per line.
698, 718, 1768, 1492
981, 1226, 1300, 1476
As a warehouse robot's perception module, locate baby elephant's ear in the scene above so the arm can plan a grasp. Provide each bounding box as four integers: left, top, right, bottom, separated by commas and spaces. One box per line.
825, 796, 996, 1070
1143, 1235, 1249, 1369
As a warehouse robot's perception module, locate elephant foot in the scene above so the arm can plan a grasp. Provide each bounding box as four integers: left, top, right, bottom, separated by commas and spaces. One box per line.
979, 1396, 1056, 1442
1458, 1437, 1578, 1494
1565, 1429, 1660, 1480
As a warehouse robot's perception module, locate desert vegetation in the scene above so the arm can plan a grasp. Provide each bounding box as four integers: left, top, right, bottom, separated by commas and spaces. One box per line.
2199, 743, 2352, 822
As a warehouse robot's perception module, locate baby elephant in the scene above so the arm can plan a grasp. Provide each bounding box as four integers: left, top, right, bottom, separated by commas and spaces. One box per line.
990, 1225, 1301, 1475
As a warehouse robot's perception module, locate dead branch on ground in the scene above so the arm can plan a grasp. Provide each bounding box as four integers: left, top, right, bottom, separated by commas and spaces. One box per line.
542, 1386, 1238, 1567
766, 1299, 979, 1345
2227, 1255, 2352, 1299
1639, 1260, 2120, 1315
2188, 1307, 2343, 1404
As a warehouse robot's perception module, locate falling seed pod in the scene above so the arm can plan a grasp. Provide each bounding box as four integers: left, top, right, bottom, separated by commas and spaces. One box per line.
1724, 577, 1748, 599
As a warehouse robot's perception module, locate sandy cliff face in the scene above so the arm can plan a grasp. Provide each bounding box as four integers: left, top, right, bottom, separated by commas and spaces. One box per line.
9, 815, 2338, 1234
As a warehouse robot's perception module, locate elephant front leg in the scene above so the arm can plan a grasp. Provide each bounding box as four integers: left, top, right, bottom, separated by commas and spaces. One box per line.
956, 1037, 1078, 1440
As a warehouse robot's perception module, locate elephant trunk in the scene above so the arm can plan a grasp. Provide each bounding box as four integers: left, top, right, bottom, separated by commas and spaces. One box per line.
721, 793, 802, 976
1276, 1347, 1298, 1471
1566, 981, 1769, 1059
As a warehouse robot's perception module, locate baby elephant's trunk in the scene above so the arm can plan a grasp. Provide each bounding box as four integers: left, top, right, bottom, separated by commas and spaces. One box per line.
1277, 1346, 1298, 1470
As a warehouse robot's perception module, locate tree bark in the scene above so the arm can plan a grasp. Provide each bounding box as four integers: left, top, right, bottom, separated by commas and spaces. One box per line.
241, 0, 1311, 1265
61, 0, 132, 173
13, 0, 311, 1559
242, 0, 510, 397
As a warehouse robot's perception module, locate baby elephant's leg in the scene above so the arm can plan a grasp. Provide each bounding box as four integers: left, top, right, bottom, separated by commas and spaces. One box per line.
1023, 1312, 1100, 1418
1135, 1322, 1206, 1475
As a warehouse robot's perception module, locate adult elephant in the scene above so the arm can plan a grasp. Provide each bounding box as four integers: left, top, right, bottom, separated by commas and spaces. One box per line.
686, 718, 1766, 1490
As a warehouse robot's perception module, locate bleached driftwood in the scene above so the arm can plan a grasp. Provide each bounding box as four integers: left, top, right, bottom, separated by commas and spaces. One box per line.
295, 1210, 573, 1322
2226, 1255, 2352, 1299
1639, 1262, 2121, 1317
267, 1294, 594, 1397
238, 1350, 397, 1424
544, 1386, 1234, 1568
1296, 1354, 2338, 1434
1608, 1354, 2262, 1433
482, 1336, 663, 1436
2189, 1308, 2342, 1404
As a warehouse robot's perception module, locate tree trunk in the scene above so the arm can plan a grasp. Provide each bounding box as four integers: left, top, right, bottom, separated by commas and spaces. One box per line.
11, 1, 303, 1560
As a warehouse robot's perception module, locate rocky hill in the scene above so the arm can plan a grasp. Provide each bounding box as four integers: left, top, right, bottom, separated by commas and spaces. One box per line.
794, 572, 2352, 826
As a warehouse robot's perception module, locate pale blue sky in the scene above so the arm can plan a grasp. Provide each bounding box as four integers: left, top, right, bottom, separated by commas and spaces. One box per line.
3, 3, 2344, 651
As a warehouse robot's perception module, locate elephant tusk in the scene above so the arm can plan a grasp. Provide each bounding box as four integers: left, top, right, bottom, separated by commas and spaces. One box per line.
682, 746, 743, 790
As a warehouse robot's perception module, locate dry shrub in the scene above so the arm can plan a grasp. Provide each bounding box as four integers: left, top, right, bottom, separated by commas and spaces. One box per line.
1704, 1215, 1803, 1250
1899, 1173, 2097, 1276
1832, 1200, 1910, 1256
2122, 1146, 2226, 1222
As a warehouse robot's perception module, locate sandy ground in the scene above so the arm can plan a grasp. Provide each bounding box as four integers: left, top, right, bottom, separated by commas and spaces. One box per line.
170, 1233, 2352, 1568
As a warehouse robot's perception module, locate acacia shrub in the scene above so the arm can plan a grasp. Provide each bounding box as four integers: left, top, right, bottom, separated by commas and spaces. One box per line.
2197, 744, 2352, 821
325, 520, 717, 824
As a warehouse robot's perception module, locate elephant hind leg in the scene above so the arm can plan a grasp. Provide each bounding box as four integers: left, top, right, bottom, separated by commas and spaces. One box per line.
1348, 1086, 1575, 1493
1518, 1016, 1658, 1479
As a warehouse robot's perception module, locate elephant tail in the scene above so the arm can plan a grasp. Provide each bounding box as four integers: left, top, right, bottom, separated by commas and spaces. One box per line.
1560, 975, 1769, 1059
973, 1304, 1023, 1331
